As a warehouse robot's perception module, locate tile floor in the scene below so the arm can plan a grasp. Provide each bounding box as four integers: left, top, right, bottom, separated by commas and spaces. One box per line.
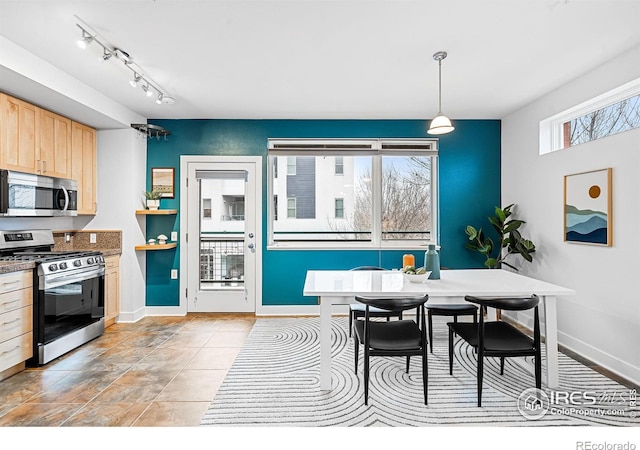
0, 314, 255, 427
0, 313, 636, 428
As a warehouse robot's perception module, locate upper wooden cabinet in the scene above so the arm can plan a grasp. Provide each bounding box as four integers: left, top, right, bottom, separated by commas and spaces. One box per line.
39, 108, 72, 178
1, 93, 73, 179
0, 93, 39, 173
71, 121, 97, 215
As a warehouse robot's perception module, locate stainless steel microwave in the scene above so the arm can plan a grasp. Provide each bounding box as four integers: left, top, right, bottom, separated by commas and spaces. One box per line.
0, 170, 78, 217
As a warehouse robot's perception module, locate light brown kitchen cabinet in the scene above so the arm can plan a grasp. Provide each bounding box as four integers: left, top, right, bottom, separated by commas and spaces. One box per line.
39, 108, 72, 178
71, 121, 97, 214
0, 93, 40, 173
0, 270, 33, 381
104, 255, 120, 328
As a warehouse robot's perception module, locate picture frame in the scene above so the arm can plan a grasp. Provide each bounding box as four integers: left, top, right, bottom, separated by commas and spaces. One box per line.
564, 168, 612, 246
151, 167, 175, 198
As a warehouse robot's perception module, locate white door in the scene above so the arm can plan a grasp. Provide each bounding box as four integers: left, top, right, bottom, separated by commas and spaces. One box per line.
183, 157, 261, 312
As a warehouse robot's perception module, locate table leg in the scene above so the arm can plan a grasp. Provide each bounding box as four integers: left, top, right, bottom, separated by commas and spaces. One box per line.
319, 296, 332, 391
542, 295, 559, 388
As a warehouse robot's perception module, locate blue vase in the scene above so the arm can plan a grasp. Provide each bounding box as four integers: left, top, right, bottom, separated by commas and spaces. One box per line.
424, 244, 440, 280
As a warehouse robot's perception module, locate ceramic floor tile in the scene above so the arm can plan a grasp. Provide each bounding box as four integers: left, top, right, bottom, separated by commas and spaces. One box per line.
156, 369, 227, 402
133, 401, 211, 427
91, 370, 179, 403
132, 347, 200, 371
159, 331, 216, 349
27, 370, 124, 404
0, 402, 84, 426
61, 402, 151, 426
0, 369, 71, 405
184, 347, 241, 370
204, 330, 251, 348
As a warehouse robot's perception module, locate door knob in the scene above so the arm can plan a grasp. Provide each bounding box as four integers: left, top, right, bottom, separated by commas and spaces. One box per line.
248, 243, 255, 249
248, 233, 254, 238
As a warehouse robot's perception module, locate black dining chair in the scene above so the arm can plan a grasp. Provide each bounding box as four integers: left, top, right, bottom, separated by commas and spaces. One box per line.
353, 294, 429, 405
348, 266, 402, 337
447, 295, 541, 407
425, 303, 478, 353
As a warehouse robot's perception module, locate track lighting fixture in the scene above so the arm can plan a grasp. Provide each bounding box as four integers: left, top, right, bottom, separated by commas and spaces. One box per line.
427, 51, 454, 135
75, 17, 175, 106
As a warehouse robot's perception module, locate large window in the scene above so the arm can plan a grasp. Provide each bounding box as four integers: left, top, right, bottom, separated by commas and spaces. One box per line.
268, 139, 438, 248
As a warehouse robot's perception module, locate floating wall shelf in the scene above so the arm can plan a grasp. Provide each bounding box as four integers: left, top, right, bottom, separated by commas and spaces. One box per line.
135, 209, 178, 215
134, 243, 177, 251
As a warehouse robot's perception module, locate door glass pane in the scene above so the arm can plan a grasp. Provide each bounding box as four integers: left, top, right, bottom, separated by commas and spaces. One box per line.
199, 175, 245, 290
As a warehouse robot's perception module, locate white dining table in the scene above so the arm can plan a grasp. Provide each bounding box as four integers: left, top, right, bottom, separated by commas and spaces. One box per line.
303, 268, 575, 391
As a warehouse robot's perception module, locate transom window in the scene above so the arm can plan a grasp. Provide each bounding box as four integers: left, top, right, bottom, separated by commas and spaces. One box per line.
540, 77, 640, 154
267, 138, 438, 248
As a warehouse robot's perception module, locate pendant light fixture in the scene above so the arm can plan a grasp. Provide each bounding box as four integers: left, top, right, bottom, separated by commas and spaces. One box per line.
427, 51, 455, 135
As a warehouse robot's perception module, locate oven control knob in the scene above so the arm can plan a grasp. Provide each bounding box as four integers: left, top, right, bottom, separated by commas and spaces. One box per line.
87, 257, 94, 265
73, 260, 82, 267
59, 262, 68, 270
96, 256, 104, 263
49, 263, 58, 272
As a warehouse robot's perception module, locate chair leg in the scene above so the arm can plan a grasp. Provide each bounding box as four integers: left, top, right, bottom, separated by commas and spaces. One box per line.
428, 311, 433, 353
477, 350, 484, 407
364, 348, 370, 406
535, 354, 542, 390
422, 344, 428, 405
406, 356, 410, 373
349, 312, 353, 337
500, 357, 505, 375
448, 326, 454, 375
353, 334, 359, 374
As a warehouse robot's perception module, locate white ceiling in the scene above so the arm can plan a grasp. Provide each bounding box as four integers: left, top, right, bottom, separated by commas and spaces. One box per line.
1, 0, 639, 127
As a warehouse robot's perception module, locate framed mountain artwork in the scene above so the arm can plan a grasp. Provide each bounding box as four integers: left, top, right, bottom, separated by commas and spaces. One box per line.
564, 168, 612, 246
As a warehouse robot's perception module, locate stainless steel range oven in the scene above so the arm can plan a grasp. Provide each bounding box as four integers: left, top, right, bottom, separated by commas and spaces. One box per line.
0, 229, 104, 365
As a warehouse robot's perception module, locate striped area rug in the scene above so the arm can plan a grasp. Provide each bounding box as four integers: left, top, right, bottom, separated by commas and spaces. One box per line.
201, 317, 638, 426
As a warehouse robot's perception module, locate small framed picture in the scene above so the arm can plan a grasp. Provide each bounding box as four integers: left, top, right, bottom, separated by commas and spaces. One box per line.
564, 168, 612, 246
151, 167, 175, 198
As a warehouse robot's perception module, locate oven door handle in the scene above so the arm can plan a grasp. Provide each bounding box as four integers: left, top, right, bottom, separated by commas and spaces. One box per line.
43, 267, 104, 290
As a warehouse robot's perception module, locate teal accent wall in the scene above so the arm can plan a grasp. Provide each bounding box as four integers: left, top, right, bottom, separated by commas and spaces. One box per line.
145, 119, 500, 306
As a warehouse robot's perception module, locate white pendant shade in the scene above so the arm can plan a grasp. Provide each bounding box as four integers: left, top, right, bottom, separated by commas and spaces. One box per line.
428, 113, 455, 135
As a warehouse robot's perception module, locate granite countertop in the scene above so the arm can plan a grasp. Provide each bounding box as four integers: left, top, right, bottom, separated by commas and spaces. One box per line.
0, 261, 36, 275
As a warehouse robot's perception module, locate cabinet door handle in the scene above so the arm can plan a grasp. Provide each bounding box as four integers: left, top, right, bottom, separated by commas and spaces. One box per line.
1, 280, 20, 291
0, 345, 20, 355
2, 317, 20, 326
42, 160, 47, 173
1, 298, 21, 309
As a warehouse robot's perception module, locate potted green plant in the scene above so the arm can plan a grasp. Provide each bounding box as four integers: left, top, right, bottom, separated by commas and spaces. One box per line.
465, 204, 536, 271
143, 190, 162, 210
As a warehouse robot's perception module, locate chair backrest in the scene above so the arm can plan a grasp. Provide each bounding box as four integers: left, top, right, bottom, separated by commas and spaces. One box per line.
350, 266, 386, 271
464, 295, 539, 311
355, 294, 429, 313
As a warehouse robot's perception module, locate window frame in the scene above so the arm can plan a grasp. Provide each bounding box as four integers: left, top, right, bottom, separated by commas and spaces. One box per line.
267, 138, 439, 250
334, 197, 344, 219
540, 77, 640, 154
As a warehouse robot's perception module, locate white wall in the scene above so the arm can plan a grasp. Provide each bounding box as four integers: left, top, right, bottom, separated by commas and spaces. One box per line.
502, 44, 640, 385
85, 129, 147, 322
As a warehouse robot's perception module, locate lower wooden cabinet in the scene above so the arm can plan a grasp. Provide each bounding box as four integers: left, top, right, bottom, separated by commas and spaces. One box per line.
0, 270, 33, 380
104, 255, 120, 327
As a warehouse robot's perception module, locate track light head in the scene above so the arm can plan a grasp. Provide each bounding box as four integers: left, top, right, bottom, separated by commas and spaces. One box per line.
77, 31, 93, 49
142, 84, 153, 97
100, 48, 113, 61
130, 73, 142, 88
156, 93, 164, 105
